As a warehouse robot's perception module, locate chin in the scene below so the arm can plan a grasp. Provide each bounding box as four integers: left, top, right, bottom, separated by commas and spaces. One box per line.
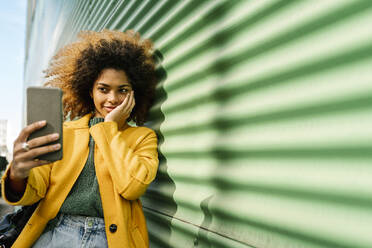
94, 110, 106, 118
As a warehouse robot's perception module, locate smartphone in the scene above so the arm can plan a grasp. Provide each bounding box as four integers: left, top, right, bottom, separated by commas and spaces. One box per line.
27, 87, 63, 162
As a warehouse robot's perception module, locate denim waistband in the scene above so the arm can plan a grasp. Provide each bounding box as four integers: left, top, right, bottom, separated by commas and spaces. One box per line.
34, 214, 108, 248
45, 213, 106, 233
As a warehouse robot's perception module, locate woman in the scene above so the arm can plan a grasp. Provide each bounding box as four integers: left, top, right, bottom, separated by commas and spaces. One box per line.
1, 29, 159, 247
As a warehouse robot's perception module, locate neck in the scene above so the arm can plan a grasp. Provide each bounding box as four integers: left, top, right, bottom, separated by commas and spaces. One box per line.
93, 111, 104, 118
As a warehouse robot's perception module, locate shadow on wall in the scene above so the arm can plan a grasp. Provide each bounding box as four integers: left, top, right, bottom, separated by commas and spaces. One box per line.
142, 50, 178, 248
195, 195, 214, 248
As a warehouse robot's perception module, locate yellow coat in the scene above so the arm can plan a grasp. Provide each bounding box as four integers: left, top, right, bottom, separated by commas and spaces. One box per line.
1, 114, 159, 247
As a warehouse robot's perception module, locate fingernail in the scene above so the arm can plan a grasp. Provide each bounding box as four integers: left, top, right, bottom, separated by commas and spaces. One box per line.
54, 144, 61, 149
39, 120, 46, 125
51, 133, 59, 139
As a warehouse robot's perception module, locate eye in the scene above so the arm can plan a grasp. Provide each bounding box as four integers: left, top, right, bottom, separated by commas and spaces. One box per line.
120, 88, 130, 93
98, 87, 107, 93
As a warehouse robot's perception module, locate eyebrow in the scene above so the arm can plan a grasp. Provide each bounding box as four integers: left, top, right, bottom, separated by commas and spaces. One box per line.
97, 82, 131, 88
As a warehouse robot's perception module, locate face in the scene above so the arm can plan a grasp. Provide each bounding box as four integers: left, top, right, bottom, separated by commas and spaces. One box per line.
91, 68, 132, 118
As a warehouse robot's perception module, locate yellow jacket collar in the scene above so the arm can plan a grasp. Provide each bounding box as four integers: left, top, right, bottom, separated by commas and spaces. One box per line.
64, 113, 93, 129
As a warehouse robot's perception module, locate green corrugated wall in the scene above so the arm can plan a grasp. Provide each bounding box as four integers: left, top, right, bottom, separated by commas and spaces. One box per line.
24, 0, 372, 247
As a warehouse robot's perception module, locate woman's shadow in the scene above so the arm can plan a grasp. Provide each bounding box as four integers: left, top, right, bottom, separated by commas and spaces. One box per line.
142, 50, 178, 247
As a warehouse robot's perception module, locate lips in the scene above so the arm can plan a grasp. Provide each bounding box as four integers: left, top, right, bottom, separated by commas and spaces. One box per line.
104, 106, 117, 112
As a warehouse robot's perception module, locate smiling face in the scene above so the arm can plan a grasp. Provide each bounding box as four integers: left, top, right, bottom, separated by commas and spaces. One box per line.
91, 68, 132, 118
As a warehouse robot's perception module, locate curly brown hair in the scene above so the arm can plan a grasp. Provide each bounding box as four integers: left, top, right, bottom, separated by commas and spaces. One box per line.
44, 29, 158, 125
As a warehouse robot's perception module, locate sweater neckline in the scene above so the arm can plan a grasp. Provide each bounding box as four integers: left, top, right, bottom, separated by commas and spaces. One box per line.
89, 117, 105, 127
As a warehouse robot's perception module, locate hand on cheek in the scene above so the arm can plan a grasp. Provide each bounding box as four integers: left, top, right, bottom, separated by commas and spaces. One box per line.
105, 91, 135, 128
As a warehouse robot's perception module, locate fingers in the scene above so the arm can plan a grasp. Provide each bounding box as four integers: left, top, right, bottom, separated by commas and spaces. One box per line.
14, 133, 59, 155
16, 143, 61, 162
118, 91, 132, 110
27, 133, 59, 150
16, 120, 46, 143
128, 93, 135, 112
123, 91, 135, 113
11, 121, 59, 180
116, 91, 134, 116
11, 142, 59, 180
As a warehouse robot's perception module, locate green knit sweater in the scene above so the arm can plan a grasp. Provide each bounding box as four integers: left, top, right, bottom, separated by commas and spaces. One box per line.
58, 117, 104, 217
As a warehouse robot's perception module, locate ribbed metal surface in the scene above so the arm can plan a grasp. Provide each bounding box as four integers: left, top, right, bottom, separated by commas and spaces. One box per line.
24, 0, 372, 247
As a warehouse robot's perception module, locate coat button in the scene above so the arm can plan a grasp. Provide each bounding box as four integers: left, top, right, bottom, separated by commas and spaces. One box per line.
109, 224, 117, 233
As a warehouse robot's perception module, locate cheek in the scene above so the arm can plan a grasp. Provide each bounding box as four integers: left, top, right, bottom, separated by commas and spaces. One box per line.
92, 93, 104, 108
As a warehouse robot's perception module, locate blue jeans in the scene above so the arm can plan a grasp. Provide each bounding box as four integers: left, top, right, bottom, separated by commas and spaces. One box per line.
32, 213, 108, 248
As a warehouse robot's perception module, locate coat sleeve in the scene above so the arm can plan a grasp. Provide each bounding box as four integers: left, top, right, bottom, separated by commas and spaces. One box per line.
1, 162, 52, 206
89, 122, 159, 200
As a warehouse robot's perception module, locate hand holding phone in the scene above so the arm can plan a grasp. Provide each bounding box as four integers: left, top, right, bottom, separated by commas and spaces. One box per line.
10, 120, 61, 181
9, 87, 64, 182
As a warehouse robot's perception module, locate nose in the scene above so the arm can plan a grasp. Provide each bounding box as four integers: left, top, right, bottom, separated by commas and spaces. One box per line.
107, 91, 120, 104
